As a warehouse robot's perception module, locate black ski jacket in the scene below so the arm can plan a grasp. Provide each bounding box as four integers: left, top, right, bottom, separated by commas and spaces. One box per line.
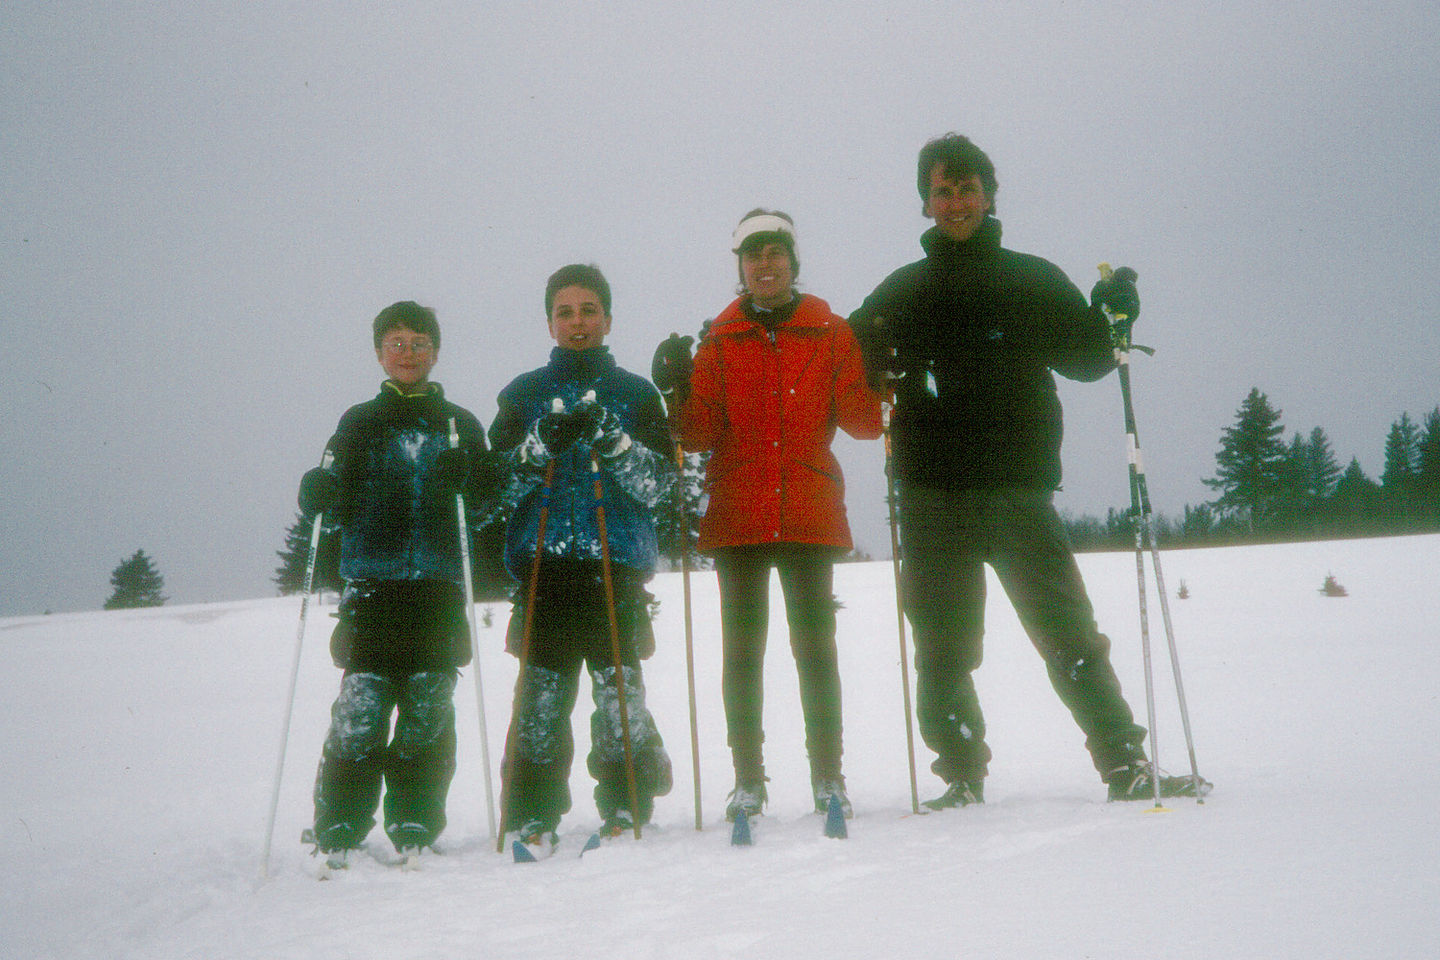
322, 381, 492, 584
849, 217, 1115, 491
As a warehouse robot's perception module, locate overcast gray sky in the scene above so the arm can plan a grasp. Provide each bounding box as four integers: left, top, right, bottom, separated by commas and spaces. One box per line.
3, 1, 1437, 616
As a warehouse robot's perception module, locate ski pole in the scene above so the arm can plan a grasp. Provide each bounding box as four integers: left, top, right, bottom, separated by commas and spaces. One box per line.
1099, 263, 1205, 804
496, 457, 557, 853
592, 454, 643, 840
260, 448, 333, 881
450, 418, 497, 841
882, 403, 921, 815
673, 441, 703, 831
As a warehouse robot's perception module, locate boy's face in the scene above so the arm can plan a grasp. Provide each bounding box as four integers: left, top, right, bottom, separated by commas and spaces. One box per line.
923, 165, 991, 243
375, 324, 438, 387
548, 284, 612, 351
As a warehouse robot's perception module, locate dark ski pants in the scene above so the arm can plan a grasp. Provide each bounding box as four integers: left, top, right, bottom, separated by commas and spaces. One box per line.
713, 544, 844, 784
312, 670, 457, 851
898, 484, 1147, 786
501, 582, 671, 832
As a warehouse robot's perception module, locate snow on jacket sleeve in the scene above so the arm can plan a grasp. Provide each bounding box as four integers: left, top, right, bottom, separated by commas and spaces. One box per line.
601, 383, 675, 510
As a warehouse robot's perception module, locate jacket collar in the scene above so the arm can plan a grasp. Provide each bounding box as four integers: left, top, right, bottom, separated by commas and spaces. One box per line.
380, 380, 443, 400
546, 345, 617, 376
710, 293, 833, 337
919, 215, 1003, 260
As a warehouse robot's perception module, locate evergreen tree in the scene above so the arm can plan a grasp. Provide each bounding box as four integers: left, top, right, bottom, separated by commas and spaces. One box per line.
1203, 388, 1288, 533
1381, 413, 1422, 524
1417, 407, 1440, 525
273, 513, 342, 596
1272, 427, 1342, 536
104, 549, 168, 609
1381, 413, 1420, 486
656, 450, 709, 570
1304, 427, 1342, 503
1181, 503, 1217, 542
1330, 457, 1382, 536
1271, 432, 1312, 533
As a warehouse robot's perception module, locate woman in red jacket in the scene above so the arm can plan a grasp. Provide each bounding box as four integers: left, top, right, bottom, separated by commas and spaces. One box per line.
652, 209, 882, 821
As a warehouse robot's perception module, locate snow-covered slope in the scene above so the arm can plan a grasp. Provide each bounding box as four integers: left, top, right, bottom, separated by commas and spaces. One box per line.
3, 535, 1437, 959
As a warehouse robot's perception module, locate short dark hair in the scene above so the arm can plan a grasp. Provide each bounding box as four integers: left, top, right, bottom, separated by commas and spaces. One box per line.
544, 263, 612, 318
917, 133, 999, 215
372, 301, 440, 350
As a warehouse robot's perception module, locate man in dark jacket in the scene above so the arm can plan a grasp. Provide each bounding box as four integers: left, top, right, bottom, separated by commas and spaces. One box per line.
297, 300, 495, 866
850, 134, 1208, 806
491, 264, 674, 855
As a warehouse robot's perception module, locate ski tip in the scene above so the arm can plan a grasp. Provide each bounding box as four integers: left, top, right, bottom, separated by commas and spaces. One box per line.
580, 832, 602, 855
730, 810, 753, 847
512, 840, 539, 863
824, 795, 849, 839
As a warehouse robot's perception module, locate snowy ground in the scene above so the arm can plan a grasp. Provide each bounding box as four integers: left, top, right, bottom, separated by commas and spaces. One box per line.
3, 534, 1438, 960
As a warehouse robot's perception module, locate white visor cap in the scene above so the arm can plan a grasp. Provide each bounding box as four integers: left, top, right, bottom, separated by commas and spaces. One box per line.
731, 214, 796, 254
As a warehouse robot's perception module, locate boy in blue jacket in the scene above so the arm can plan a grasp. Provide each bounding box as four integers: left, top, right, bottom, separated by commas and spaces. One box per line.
297, 301, 494, 866
491, 264, 674, 854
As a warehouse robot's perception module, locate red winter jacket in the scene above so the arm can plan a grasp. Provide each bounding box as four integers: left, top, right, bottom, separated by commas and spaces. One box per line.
676, 294, 882, 552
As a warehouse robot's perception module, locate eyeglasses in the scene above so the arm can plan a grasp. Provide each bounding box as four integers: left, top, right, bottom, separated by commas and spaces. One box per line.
381, 339, 434, 356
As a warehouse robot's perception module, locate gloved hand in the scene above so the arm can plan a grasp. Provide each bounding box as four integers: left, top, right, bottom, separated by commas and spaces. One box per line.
651, 333, 695, 398
1091, 267, 1140, 322
573, 397, 631, 458
854, 315, 903, 394
434, 447, 470, 492
298, 466, 340, 516
535, 407, 586, 454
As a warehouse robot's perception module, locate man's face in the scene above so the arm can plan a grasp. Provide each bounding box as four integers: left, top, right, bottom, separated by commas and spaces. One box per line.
375, 325, 437, 387
548, 284, 612, 351
923, 165, 991, 243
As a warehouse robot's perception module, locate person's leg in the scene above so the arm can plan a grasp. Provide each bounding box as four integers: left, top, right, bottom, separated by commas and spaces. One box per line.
312, 672, 397, 850
588, 661, 672, 825
503, 611, 584, 833
989, 489, 1147, 781
714, 548, 773, 786
775, 547, 844, 787
382, 670, 458, 849
572, 578, 672, 825
899, 485, 992, 791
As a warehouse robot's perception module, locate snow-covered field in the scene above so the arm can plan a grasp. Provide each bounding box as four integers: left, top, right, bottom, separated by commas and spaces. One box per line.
3, 534, 1437, 960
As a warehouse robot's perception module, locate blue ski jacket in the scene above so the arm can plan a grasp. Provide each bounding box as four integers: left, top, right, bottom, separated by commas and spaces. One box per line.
490, 347, 674, 580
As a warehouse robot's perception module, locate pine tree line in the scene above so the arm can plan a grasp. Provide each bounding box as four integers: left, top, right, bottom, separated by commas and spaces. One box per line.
1065, 389, 1440, 551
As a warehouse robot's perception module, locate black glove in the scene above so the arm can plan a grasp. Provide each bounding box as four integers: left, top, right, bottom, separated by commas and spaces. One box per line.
572, 398, 629, 458
434, 447, 469, 492
298, 466, 339, 516
854, 316, 903, 394
651, 333, 695, 398
1091, 267, 1140, 322
536, 408, 586, 453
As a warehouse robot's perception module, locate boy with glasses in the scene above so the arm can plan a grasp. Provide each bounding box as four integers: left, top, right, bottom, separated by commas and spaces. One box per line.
296, 300, 495, 868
